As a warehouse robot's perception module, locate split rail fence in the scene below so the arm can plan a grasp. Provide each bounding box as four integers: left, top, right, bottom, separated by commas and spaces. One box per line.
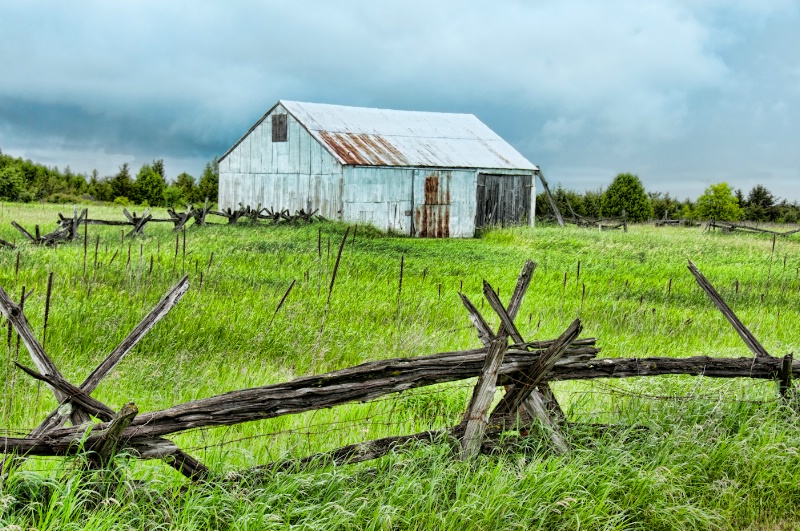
1, 203, 325, 248
0, 260, 797, 484
706, 219, 800, 237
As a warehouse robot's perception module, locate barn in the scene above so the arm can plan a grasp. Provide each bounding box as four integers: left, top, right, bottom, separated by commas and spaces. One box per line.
218, 101, 538, 237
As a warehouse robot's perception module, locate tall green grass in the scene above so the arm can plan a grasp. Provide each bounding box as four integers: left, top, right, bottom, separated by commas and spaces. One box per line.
1, 203, 799, 530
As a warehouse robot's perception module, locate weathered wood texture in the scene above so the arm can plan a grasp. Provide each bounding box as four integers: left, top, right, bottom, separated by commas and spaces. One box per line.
460, 261, 535, 458
0, 342, 599, 455
7, 347, 795, 461
687, 260, 770, 359
536, 171, 564, 227
491, 319, 582, 419
706, 219, 800, 237
0, 286, 91, 426
30, 276, 190, 436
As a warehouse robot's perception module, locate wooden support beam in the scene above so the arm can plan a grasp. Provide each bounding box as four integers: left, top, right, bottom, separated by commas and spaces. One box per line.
90, 403, 138, 468
779, 353, 794, 399
491, 319, 582, 420
460, 337, 509, 459
459, 261, 535, 458
521, 391, 569, 453
239, 427, 461, 479
31, 276, 190, 436
483, 281, 524, 344
11, 221, 36, 242
14, 363, 115, 421
687, 260, 771, 359
458, 293, 494, 346
481, 260, 567, 439
15, 362, 209, 480
0, 286, 90, 424
536, 170, 564, 227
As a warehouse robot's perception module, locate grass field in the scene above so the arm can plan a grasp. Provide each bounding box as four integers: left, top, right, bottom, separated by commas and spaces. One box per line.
1, 203, 799, 530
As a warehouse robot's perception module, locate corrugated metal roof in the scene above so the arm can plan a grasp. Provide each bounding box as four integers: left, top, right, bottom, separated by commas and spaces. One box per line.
280, 100, 537, 171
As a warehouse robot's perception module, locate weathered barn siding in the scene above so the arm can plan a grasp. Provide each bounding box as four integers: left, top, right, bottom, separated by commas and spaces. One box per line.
342, 167, 412, 233
219, 104, 343, 219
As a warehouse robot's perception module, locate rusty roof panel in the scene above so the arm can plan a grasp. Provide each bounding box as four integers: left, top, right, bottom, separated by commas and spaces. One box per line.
282, 100, 536, 170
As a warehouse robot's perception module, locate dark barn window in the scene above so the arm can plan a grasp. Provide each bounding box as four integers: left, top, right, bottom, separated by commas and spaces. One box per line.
272, 114, 288, 142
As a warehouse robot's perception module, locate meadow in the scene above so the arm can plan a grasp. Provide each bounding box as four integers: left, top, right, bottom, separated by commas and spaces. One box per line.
1, 202, 799, 530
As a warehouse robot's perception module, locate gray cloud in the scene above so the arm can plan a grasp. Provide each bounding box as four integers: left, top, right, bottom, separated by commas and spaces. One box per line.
0, 0, 798, 200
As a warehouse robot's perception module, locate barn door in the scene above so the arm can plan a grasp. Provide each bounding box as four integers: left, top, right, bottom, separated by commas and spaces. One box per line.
413, 171, 451, 237
475, 173, 531, 230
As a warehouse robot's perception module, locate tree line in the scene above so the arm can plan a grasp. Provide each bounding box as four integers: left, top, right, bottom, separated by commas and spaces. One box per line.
1, 149, 797, 224
0, 148, 218, 207
536, 173, 800, 224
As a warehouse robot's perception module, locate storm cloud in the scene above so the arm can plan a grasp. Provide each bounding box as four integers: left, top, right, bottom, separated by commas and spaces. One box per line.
1, 0, 798, 200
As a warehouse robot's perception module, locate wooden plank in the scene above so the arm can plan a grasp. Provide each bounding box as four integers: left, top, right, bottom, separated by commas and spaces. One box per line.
0, 287, 84, 421
779, 353, 793, 399
521, 391, 569, 453
91, 402, 138, 467
687, 260, 770, 359
483, 281, 524, 344
10, 221, 36, 242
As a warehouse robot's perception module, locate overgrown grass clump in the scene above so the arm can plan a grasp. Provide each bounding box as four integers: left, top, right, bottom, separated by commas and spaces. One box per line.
1, 203, 799, 530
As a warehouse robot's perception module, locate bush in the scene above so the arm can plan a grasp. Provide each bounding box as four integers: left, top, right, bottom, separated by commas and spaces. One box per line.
113, 196, 132, 206
46, 192, 83, 204
695, 182, 743, 221
601, 173, 653, 222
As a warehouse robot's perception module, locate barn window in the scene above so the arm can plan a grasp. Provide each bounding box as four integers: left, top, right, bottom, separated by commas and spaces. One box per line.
272, 114, 288, 142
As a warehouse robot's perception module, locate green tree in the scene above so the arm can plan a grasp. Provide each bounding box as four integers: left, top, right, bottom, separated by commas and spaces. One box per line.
601, 173, 653, 222
197, 157, 219, 203
648, 191, 681, 220
582, 188, 603, 218
134, 163, 167, 206
109, 163, 134, 201
174, 172, 197, 203
0, 165, 27, 201
695, 182, 743, 221
163, 185, 184, 207
744, 184, 775, 222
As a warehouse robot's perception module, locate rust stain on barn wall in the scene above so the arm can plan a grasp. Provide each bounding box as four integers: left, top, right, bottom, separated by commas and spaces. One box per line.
415, 172, 451, 238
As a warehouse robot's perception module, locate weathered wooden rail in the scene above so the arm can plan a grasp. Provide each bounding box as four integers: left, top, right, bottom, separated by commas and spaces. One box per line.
0, 260, 796, 483
706, 219, 800, 237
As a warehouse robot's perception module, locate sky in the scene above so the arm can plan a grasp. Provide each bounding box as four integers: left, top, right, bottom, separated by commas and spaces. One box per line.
1, 0, 798, 201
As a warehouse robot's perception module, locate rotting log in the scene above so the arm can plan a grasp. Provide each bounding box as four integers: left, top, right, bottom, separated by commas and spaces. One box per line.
239, 427, 462, 478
